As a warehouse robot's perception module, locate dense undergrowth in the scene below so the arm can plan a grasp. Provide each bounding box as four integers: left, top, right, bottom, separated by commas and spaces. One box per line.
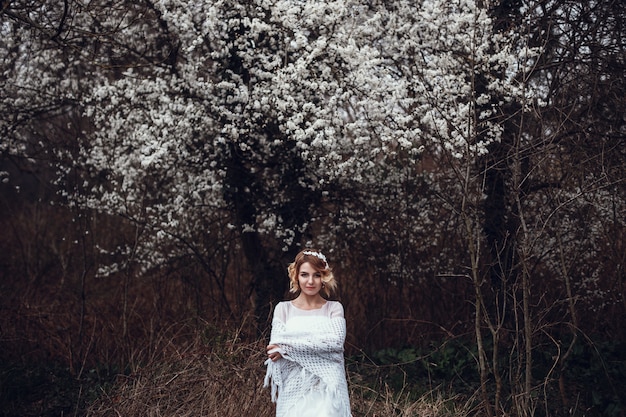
355, 339, 626, 417
1, 320, 624, 417
0, 322, 471, 417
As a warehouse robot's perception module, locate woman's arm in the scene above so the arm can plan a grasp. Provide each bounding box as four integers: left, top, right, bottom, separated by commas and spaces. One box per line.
329, 301, 345, 318
266, 344, 283, 361
267, 302, 287, 361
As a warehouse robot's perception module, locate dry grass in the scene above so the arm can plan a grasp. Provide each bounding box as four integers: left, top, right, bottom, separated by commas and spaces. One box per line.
85, 333, 275, 417
349, 373, 475, 417
84, 325, 474, 417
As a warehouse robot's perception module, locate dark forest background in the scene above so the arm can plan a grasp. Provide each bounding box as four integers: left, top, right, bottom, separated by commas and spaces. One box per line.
1, 0, 625, 416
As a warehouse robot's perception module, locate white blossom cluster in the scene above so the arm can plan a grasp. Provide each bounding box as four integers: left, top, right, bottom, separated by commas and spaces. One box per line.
1, 0, 620, 320
0, 0, 543, 270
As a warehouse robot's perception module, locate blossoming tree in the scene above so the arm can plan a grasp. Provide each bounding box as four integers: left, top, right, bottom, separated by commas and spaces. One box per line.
1, 0, 624, 414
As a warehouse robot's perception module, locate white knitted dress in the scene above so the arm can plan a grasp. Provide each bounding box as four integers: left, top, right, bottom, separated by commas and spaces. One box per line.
264, 301, 352, 417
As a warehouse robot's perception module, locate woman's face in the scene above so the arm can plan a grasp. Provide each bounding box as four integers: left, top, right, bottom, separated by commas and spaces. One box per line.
298, 262, 323, 296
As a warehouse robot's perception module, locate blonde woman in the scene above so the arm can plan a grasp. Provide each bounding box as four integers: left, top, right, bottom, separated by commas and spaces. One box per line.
264, 249, 352, 417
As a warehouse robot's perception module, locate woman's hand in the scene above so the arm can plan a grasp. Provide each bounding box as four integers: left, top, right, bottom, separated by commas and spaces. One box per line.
266, 344, 282, 362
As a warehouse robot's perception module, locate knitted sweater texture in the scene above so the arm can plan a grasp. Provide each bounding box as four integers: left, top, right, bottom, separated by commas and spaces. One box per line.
264, 302, 352, 417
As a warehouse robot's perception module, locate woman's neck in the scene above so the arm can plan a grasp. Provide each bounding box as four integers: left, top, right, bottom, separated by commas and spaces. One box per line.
292, 294, 326, 310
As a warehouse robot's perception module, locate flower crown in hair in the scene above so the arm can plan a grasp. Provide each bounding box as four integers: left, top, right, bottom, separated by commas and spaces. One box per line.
303, 250, 329, 269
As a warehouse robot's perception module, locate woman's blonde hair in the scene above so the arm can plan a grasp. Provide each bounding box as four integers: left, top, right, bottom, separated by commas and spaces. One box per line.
287, 249, 336, 297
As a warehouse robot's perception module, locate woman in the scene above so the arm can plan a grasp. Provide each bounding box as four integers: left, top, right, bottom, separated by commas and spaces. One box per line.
264, 249, 352, 417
